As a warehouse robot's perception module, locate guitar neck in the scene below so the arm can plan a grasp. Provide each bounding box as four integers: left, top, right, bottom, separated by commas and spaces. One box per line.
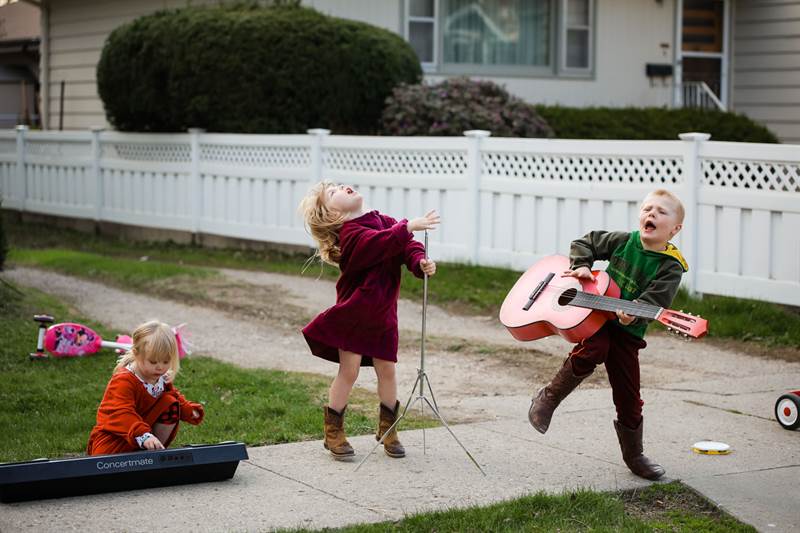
569, 291, 662, 320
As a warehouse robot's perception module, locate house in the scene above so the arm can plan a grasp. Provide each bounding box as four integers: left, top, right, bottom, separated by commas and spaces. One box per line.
28, 0, 800, 143
0, 0, 40, 128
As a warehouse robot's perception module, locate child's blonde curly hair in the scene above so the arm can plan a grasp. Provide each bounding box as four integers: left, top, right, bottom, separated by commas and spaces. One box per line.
299, 180, 348, 266
114, 320, 180, 375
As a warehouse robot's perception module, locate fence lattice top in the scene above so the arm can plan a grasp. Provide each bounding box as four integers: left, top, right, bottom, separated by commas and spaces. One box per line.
702, 159, 800, 192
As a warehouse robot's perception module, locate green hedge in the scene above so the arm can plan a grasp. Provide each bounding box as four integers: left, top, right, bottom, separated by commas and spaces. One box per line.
97, 4, 421, 133
536, 106, 779, 143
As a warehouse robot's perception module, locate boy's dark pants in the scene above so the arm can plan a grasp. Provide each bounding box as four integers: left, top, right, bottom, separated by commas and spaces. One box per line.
566, 321, 665, 480
569, 321, 645, 429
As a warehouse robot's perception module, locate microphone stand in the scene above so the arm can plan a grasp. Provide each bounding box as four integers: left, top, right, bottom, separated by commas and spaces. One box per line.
355, 230, 485, 475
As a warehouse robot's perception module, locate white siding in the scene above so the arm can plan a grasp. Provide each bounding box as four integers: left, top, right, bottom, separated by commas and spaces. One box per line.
732, 1, 800, 144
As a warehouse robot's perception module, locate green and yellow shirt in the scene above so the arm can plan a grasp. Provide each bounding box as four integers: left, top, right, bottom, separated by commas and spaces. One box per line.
569, 230, 687, 338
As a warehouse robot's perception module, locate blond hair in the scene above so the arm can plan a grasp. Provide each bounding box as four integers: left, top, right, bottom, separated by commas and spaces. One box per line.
645, 189, 685, 223
114, 320, 180, 376
298, 180, 347, 267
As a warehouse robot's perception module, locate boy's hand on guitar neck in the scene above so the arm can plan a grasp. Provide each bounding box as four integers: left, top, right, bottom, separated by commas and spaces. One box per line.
616, 310, 635, 325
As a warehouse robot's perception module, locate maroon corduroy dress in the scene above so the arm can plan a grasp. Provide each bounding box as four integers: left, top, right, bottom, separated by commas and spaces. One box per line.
302, 211, 425, 366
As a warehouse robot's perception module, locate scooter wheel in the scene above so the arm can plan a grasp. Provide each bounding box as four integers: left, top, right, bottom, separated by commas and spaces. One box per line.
775, 393, 800, 430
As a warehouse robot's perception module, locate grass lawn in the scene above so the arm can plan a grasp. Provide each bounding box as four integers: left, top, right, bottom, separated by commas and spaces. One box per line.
0, 281, 431, 463
6, 218, 800, 352
307, 483, 754, 532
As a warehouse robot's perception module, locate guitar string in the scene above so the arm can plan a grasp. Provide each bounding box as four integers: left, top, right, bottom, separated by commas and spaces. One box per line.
522, 282, 661, 318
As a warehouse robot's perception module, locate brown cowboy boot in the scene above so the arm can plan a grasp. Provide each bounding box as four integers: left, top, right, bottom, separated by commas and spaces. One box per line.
528, 358, 591, 434
323, 405, 355, 460
614, 419, 665, 480
376, 401, 405, 458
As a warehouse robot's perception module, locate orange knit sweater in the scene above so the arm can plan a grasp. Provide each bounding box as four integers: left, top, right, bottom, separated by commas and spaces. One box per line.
87, 370, 204, 456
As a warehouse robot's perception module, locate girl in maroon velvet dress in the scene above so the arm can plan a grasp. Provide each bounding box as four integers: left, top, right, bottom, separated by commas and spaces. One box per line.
299, 181, 439, 460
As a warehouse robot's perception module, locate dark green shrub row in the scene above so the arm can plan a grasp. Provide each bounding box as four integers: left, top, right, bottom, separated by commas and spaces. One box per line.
535, 105, 779, 143
381, 77, 553, 138
97, 4, 421, 133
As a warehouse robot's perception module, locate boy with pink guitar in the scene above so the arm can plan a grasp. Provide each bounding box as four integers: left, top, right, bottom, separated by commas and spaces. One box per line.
528, 189, 688, 480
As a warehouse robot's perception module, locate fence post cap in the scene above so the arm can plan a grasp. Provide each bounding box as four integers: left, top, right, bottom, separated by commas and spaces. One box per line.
464, 130, 491, 138
307, 128, 331, 136
15, 125, 29, 132
89, 126, 105, 133
679, 132, 711, 141
187, 128, 206, 134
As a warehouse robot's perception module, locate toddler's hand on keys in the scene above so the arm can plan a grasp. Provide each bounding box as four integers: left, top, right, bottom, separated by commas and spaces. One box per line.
143, 436, 165, 450
163, 370, 174, 384
420, 259, 437, 276
562, 266, 594, 280
407, 210, 440, 232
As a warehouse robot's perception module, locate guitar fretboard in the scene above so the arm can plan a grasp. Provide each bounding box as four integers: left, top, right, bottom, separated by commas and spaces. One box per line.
562, 289, 662, 320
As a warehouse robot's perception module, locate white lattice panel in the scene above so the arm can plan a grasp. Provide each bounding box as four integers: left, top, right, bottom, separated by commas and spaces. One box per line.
702, 158, 800, 193
200, 144, 310, 167
324, 149, 467, 175
26, 140, 91, 159
482, 152, 684, 184
104, 142, 191, 163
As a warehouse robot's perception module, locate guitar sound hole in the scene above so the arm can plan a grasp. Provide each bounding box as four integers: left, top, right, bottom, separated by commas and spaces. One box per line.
558, 288, 578, 306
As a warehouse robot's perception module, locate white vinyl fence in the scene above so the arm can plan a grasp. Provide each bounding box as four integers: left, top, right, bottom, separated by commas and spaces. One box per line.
1, 126, 798, 307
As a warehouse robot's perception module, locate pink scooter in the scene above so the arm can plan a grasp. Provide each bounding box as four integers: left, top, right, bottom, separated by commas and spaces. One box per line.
29, 315, 189, 360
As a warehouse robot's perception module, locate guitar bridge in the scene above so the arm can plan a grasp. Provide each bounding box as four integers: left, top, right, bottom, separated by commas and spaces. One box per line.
523, 272, 555, 311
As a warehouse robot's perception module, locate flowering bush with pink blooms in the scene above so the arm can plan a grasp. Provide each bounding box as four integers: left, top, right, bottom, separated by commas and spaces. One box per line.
380, 77, 553, 138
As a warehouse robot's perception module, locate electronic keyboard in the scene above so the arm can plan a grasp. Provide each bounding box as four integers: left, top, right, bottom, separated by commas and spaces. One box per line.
0, 442, 248, 502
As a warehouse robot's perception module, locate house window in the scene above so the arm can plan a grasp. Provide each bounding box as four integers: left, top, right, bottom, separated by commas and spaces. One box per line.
442, 0, 551, 67
406, 0, 593, 77
562, 0, 592, 71
407, 0, 437, 69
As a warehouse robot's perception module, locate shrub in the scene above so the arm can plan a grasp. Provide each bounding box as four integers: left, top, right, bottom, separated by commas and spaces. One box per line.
536, 105, 779, 143
381, 77, 554, 138
97, 4, 421, 133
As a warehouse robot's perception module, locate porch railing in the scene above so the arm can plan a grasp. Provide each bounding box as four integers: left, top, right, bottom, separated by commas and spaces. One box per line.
681, 81, 725, 111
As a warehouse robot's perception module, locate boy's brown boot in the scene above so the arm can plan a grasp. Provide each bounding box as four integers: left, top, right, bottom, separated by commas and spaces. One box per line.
614, 419, 665, 480
376, 401, 405, 458
323, 405, 355, 460
528, 358, 591, 434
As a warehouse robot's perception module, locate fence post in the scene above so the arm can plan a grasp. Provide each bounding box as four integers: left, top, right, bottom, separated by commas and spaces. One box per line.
188, 128, 204, 236
90, 126, 104, 222
307, 128, 330, 189
678, 132, 710, 296
15, 125, 28, 212
464, 129, 491, 264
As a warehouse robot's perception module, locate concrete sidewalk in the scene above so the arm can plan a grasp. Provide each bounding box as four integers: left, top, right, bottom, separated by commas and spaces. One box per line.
2, 375, 798, 532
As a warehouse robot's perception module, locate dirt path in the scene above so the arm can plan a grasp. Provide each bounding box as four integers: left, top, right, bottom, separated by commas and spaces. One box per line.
6, 266, 797, 422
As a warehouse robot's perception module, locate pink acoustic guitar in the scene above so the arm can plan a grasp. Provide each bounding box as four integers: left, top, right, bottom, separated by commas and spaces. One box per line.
500, 255, 707, 343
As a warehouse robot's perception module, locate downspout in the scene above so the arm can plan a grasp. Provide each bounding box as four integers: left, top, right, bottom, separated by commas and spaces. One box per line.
723, 0, 732, 110
673, 0, 683, 108
40, 0, 49, 130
